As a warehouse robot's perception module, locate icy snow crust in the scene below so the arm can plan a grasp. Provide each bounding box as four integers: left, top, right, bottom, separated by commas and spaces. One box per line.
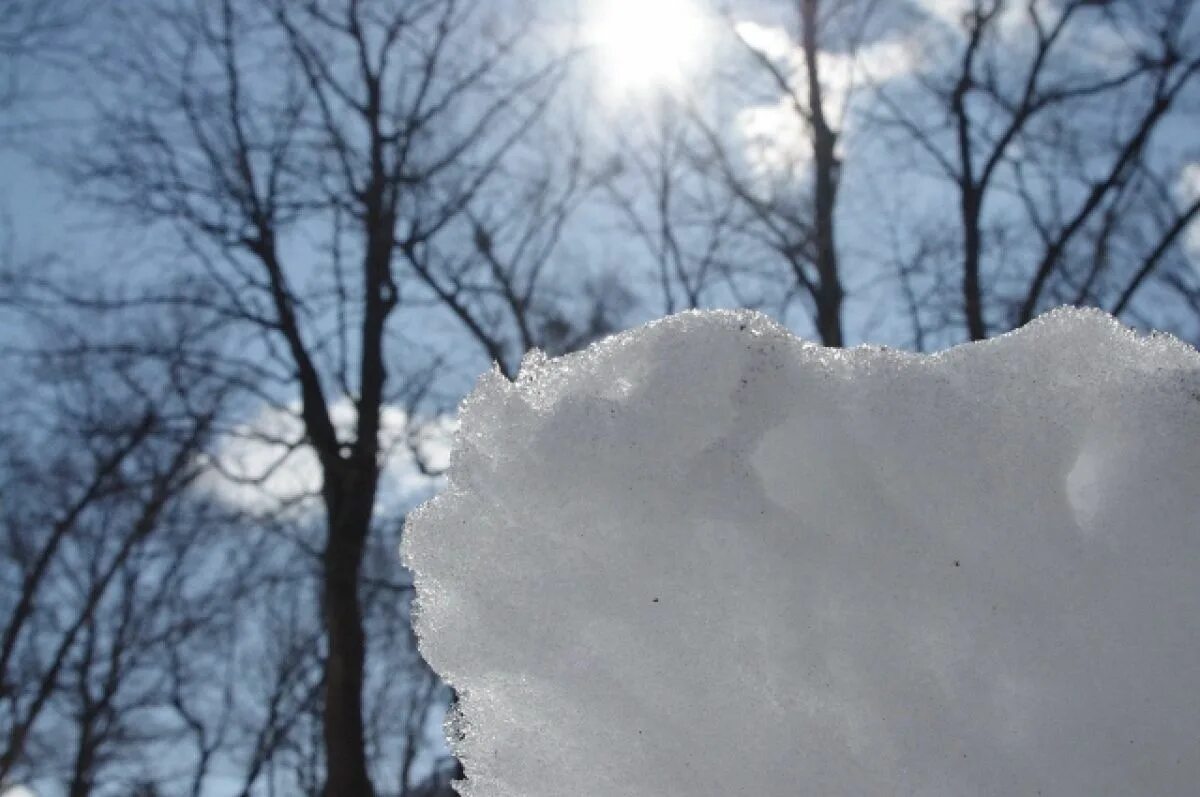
403, 308, 1200, 797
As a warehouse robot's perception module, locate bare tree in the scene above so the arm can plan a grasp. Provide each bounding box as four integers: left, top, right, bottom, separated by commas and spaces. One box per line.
407, 111, 630, 376
2, 254, 455, 797
0, 0, 88, 109
599, 100, 741, 316
0, 304, 230, 792
75, 1, 583, 793
675, 0, 886, 345
877, 0, 1200, 340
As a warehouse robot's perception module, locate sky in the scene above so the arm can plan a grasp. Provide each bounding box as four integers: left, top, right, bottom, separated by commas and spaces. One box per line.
5, 0, 1200, 597
9, 0, 1195, 354
6, 0, 1200, 588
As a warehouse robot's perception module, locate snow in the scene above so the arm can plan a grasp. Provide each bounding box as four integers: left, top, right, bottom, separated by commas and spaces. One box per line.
403, 308, 1200, 797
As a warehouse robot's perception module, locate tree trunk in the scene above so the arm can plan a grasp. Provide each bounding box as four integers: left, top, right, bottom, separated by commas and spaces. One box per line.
961, 192, 986, 341
321, 467, 377, 797
67, 725, 96, 797
802, 0, 844, 348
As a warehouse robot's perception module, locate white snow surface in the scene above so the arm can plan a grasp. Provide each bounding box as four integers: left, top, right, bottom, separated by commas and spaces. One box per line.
403, 308, 1200, 797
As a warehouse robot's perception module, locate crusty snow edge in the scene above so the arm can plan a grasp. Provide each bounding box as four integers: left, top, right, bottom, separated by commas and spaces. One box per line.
403, 307, 1200, 797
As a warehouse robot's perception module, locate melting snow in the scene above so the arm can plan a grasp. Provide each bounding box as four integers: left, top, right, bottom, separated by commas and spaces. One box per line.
404, 308, 1200, 797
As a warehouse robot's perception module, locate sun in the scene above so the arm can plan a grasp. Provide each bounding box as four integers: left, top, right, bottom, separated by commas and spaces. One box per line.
589, 0, 709, 97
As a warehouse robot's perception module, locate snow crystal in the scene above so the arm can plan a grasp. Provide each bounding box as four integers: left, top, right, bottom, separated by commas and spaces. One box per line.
403, 308, 1200, 797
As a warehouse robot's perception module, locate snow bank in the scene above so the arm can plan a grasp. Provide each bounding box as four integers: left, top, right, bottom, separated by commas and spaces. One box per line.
403, 308, 1200, 797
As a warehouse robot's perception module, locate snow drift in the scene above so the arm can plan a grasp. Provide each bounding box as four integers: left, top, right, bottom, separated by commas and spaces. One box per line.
403, 308, 1200, 797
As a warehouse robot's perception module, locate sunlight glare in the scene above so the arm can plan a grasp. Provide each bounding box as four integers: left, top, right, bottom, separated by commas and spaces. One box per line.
590, 0, 708, 97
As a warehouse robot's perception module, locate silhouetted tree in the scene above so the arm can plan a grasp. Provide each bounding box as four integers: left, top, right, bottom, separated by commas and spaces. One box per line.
877, 0, 1200, 341
73, 1, 595, 793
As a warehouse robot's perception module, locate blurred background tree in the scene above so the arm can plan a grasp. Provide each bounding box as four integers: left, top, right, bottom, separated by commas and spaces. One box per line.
1, 0, 1198, 795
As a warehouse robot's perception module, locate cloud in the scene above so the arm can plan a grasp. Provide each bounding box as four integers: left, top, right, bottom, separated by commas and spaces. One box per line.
1, 787, 38, 797
199, 399, 455, 518
907, 0, 971, 27
732, 22, 917, 180
908, 0, 1027, 36
1180, 164, 1200, 267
